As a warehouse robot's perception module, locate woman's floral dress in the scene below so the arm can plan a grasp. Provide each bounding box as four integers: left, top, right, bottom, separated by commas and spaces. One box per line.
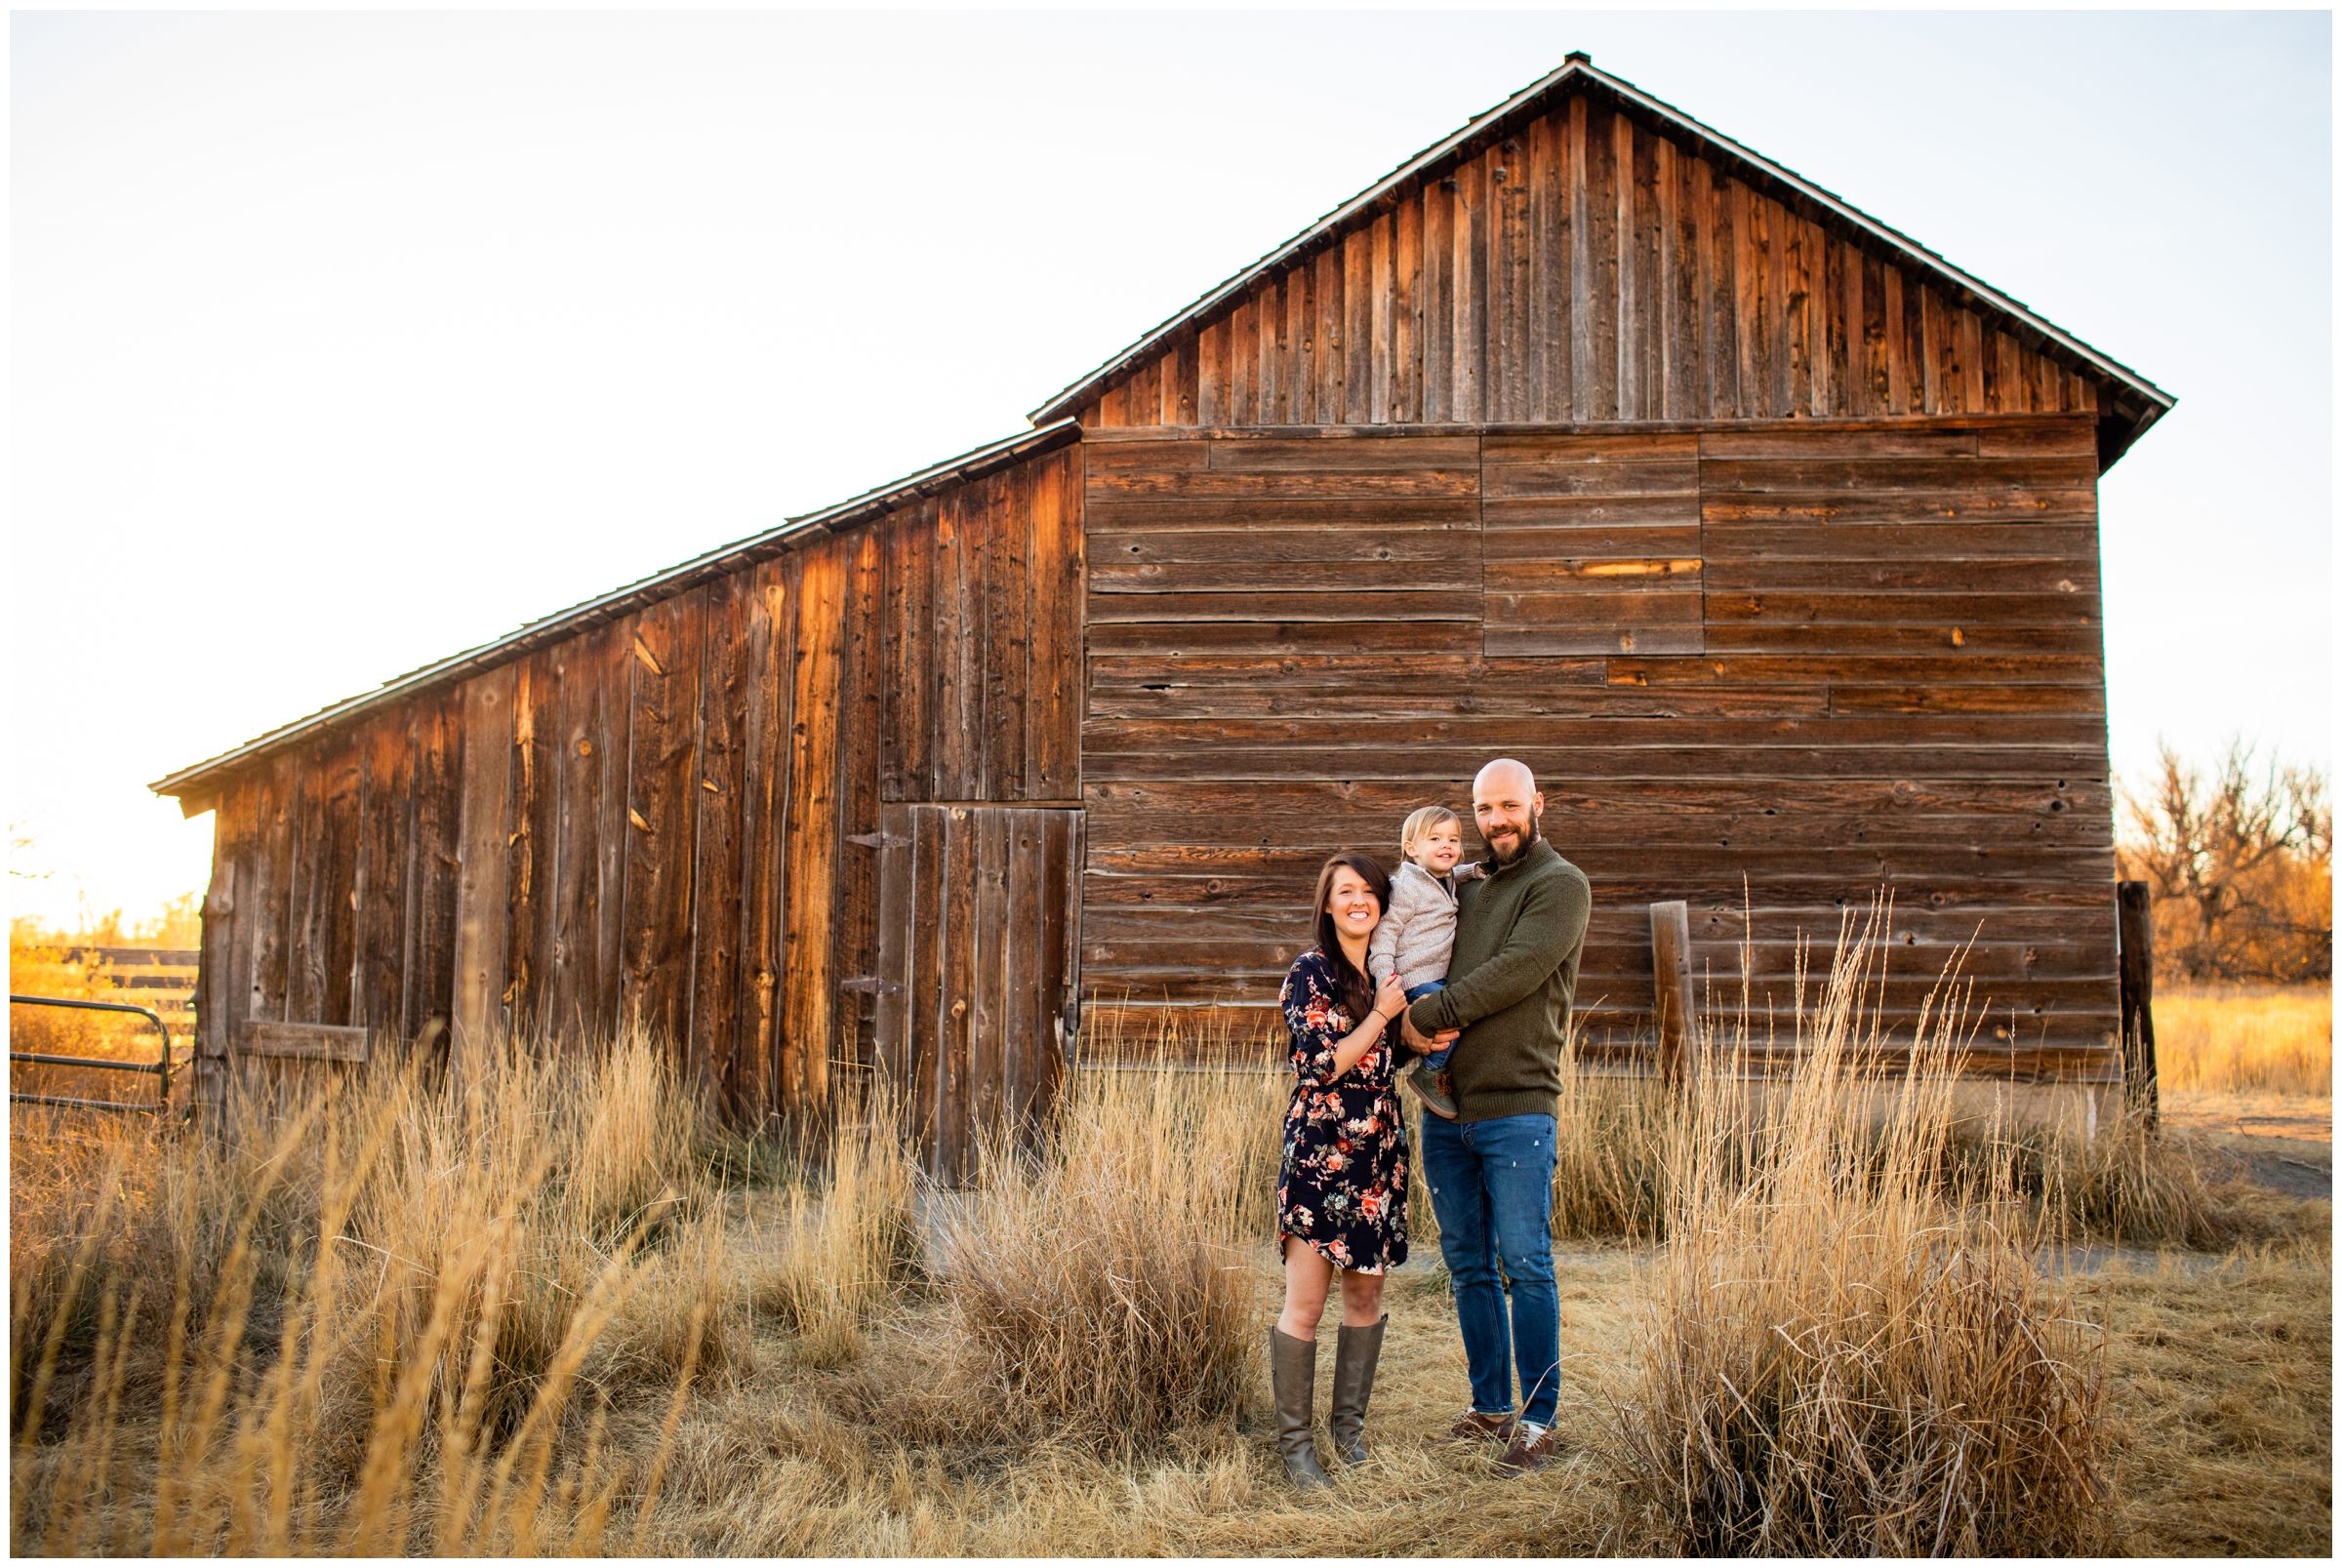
1275, 947, 1409, 1274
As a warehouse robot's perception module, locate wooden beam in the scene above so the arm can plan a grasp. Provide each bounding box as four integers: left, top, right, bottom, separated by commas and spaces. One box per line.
243, 1021, 370, 1063
2117, 879, 2158, 1131
1649, 899, 1695, 1086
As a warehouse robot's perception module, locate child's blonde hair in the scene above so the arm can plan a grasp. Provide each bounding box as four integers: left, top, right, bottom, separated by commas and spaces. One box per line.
1400, 804, 1463, 857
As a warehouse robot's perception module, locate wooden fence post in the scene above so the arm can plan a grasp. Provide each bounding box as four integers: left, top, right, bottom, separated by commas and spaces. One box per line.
1649, 901, 1695, 1088
2117, 879, 2159, 1130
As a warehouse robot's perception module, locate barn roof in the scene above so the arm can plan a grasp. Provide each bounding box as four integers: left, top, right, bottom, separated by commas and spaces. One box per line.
149, 420, 1079, 807
1029, 53, 2174, 458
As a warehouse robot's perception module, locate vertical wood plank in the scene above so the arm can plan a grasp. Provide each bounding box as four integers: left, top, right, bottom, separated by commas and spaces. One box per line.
690, 576, 752, 1095
1454, 153, 1488, 421
1495, 135, 1531, 422
407, 684, 464, 1053
932, 488, 975, 799
1585, 104, 1620, 419
1263, 276, 1289, 424
451, 665, 516, 1075
1530, 110, 1566, 422
970, 807, 1010, 1147
1422, 180, 1452, 422
781, 541, 845, 1116
235, 759, 294, 1100
982, 469, 1029, 800
1026, 448, 1082, 800
1568, 95, 1594, 420
1288, 249, 1316, 423
1393, 192, 1422, 422
880, 501, 934, 803
1654, 135, 1678, 419
735, 559, 793, 1124
503, 652, 556, 1039
1195, 317, 1226, 427
1167, 333, 1198, 426
621, 588, 705, 1057
1613, 110, 1641, 420
1229, 295, 1258, 426
936, 806, 977, 1183
1847, 245, 1875, 417
834, 523, 888, 1077
353, 714, 414, 1038
547, 624, 618, 1047
1882, 264, 1909, 415
1316, 245, 1346, 422
871, 802, 914, 1097
1367, 211, 1393, 424
285, 742, 329, 1024
318, 739, 363, 1030
1958, 306, 1986, 413
1001, 809, 1045, 1132
907, 804, 947, 1175
195, 788, 245, 1124
1705, 158, 1737, 418
1344, 224, 1373, 424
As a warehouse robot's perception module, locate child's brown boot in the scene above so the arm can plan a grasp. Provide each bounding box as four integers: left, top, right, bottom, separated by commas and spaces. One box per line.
1403, 1061, 1458, 1119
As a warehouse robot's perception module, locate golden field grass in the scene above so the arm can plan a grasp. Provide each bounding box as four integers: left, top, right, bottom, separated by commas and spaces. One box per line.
10, 943, 2331, 1556
2156, 983, 2331, 1098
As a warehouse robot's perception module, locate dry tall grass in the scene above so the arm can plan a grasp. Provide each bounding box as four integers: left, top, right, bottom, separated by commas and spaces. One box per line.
918, 1059, 1284, 1454
10, 1028, 745, 1554
13, 944, 2322, 1556
1611, 917, 2113, 1554
2156, 984, 2331, 1096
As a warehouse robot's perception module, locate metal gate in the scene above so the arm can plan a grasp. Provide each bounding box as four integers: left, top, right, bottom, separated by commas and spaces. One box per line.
870, 804, 1082, 1183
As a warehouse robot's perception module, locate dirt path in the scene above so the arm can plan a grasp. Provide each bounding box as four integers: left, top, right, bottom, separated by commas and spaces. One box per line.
2160, 1091, 2332, 1200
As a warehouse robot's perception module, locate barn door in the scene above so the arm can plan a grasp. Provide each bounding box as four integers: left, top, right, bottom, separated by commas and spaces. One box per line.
870, 804, 1083, 1184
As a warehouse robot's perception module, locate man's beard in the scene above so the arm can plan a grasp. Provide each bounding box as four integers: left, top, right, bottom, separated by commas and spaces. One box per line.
1487, 808, 1543, 865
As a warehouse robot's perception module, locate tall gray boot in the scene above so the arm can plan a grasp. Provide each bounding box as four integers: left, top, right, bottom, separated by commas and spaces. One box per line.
1330, 1314, 1388, 1466
1268, 1327, 1332, 1489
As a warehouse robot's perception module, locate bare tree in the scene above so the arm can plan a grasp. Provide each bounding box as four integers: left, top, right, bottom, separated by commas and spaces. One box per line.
2120, 740, 2332, 982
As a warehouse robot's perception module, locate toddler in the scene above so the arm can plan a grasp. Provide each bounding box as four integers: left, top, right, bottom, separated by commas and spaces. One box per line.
1366, 805, 1484, 1119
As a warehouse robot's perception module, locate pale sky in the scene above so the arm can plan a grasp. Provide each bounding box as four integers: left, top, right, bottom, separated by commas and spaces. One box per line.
9, 8, 2334, 931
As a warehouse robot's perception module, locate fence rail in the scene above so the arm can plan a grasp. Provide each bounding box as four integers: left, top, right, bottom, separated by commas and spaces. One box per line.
9, 994, 176, 1115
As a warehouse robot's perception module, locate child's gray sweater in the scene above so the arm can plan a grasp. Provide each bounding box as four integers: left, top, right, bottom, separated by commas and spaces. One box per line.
1368, 861, 1459, 993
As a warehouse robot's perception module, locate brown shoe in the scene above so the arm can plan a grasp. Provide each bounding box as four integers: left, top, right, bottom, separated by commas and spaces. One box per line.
1495, 1422, 1560, 1475
1447, 1408, 1517, 1443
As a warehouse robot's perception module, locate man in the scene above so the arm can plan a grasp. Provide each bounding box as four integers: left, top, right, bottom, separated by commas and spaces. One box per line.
1401, 757, 1591, 1475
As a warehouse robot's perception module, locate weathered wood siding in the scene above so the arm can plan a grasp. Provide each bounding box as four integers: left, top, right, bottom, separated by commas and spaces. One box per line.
1077, 89, 2107, 439
194, 686, 464, 1117
1079, 416, 2119, 1082
195, 447, 1084, 1124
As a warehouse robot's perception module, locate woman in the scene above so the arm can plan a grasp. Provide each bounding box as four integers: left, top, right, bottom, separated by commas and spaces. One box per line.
1270, 851, 1411, 1488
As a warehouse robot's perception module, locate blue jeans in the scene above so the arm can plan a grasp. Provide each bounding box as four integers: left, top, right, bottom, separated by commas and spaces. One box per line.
1404, 981, 1452, 1071
1420, 1112, 1560, 1427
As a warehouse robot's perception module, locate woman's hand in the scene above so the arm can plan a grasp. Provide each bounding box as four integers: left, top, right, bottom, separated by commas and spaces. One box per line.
1370, 971, 1406, 1027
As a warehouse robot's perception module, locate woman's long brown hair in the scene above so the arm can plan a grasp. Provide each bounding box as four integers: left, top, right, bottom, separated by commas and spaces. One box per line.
1311, 851, 1392, 1024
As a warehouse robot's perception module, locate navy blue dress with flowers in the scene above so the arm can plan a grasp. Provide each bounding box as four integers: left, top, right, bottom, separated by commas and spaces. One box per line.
1275, 948, 1409, 1274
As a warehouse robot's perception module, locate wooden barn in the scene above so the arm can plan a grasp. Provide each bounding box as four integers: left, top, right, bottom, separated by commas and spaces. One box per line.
153, 55, 2171, 1164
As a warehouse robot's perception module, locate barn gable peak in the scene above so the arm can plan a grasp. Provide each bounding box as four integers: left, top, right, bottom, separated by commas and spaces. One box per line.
1031, 56, 2171, 468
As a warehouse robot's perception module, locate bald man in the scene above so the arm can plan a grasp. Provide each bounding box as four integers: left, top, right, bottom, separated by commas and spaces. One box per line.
1399, 758, 1591, 1475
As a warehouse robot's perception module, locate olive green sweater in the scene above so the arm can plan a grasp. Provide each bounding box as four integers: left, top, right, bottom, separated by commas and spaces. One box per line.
1405, 837, 1591, 1124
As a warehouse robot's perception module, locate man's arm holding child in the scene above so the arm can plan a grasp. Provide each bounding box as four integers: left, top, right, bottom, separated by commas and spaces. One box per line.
1405, 870, 1590, 1038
